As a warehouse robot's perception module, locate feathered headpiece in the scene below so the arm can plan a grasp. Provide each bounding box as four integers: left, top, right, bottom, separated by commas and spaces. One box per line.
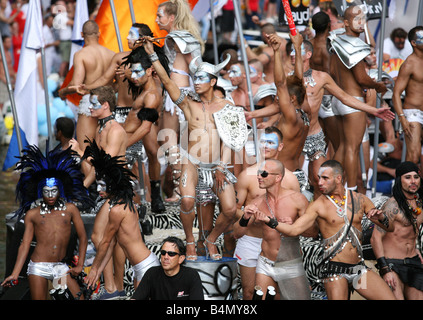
82, 138, 136, 212
14, 143, 92, 219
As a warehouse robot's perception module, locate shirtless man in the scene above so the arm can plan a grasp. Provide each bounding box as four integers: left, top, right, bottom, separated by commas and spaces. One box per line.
69, 85, 128, 299
249, 35, 394, 198
371, 161, 423, 300
2, 146, 89, 300
155, 0, 204, 202
79, 23, 154, 124
329, 5, 387, 191
59, 20, 115, 151
256, 160, 396, 300
83, 140, 159, 291
120, 45, 168, 213
247, 32, 311, 193
70, 85, 127, 187
242, 159, 313, 300
233, 126, 301, 300
144, 36, 240, 261
392, 26, 423, 165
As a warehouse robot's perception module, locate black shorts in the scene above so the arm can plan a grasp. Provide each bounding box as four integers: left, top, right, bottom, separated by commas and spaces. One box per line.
387, 255, 423, 291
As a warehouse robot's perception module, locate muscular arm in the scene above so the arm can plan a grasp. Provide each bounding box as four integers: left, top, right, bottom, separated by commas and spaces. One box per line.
323, 72, 395, 121
59, 51, 86, 98
351, 60, 387, 94
392, 60, 412, 138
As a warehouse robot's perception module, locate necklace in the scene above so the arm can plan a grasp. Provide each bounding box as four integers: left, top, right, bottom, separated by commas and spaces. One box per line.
326, 190, 348, 217
199, 96, 215, 133
40, 198, 67, 215
407, 193, 422, 216
265, 192, 276, 218
98, 114, 115, 133
304, 68, 316, 88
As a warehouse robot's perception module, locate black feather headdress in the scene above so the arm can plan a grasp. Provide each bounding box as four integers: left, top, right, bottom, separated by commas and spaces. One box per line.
82, 138, 136, 212
14, 143, 92, 219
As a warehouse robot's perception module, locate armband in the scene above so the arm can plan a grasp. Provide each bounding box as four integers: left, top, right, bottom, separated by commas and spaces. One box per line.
148, 52, 159, 63
265, 217, 279, 229
399, 113, 405, 117
173, 91, 186, 106
376, 257, 392, 276
239, 214, 250, 227
378, 213, 389, 229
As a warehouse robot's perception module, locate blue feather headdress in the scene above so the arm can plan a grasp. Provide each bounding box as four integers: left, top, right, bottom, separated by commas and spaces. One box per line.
14, 143, 93, 219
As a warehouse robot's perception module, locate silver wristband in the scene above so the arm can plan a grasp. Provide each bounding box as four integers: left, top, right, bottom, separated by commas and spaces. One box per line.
148, 52, 159, 63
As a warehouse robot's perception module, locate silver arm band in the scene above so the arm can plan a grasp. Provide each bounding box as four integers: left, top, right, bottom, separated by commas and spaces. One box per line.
173, 90, 186, 106
148, 52, 159, 63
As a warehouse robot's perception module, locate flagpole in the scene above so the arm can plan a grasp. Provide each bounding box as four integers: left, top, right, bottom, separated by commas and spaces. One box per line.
233, 0, 259, 161
0, 31, 23, 155
209, 0, 218, 65
109, 0, 123, 52
128, 0, 136, 24
371, 0, 387, 198
40, 47, 53, 144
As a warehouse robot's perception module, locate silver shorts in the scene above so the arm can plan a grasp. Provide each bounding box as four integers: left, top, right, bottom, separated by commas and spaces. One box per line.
131, 252, 160, 282
332, 96, 364, 116
77, 94, 92, 116
27, 260, 69, 281
234, 235, 262, 268
302, 130, 327, 161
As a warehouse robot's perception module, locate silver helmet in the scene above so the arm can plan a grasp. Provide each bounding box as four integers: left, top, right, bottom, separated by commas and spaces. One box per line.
189, 54, 231, 78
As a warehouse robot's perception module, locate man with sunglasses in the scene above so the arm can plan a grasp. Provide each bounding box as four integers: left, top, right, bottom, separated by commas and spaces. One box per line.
242, 159, 314, 299
132, 237, 204, 300
233, 126, 301, 299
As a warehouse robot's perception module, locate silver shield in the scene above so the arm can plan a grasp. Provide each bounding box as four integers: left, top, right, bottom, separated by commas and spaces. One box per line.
213, 104, 248, 152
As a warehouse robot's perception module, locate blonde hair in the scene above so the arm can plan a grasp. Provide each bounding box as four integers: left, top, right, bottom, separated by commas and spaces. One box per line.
159, 0, 204, 53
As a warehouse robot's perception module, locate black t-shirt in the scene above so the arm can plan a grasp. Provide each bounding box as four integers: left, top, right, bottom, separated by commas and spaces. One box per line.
131, 265, 204, 300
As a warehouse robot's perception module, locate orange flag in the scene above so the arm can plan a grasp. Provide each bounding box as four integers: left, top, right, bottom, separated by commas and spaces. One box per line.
61, 0, 199, 105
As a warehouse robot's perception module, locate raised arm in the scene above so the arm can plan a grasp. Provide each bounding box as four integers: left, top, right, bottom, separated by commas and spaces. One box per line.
143, 37, 189, 111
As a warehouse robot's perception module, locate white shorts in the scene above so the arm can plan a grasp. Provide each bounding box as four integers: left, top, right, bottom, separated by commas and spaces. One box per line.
234, 235, 262, 268
332, 96, 364, 116
131, 252, 160, 282
403, 109, 423, 126
318, 95, 335, 119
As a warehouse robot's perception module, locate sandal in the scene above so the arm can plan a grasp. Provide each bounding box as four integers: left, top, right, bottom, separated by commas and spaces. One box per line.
185, 242, 198, 261
204, 237, 222, 261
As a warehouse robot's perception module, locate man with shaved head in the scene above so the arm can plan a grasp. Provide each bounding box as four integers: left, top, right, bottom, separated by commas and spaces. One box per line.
59, 20, 115, 151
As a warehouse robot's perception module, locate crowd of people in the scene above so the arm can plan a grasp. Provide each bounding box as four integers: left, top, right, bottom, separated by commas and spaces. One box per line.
0, 0, 423, 301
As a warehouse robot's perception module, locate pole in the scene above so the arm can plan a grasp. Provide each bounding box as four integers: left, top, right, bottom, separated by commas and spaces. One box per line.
110, 0, 123, 52
0, 31, 23, 155
40, 47, 53, 144
233, 0, 259, 159
128, 0, 136, 24
418, 0, 423, 26
371, 0, 387, 198
209, 0, 219, 65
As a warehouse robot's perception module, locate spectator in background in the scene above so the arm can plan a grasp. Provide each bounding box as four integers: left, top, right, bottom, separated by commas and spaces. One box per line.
53, 0, 73, 78
10, 21, 22, 72
0, 0, 20, 37
42, 12, 61, 76
54, 116, 75, 150
383, 28, 413, 62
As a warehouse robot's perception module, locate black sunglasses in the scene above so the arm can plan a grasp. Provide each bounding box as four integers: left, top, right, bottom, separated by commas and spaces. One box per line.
160, 250, 180, 257
257, 170, 279, 178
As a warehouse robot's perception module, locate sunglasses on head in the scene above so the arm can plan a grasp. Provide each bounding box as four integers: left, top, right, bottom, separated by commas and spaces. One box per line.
160, 250, 180, 257
257, 170, 279, 178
